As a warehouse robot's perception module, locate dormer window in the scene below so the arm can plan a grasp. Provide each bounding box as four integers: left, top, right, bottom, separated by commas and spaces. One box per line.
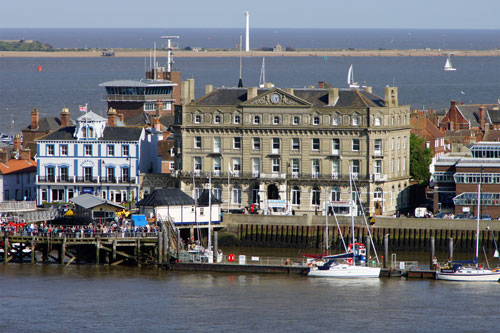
194, 115, 201, 124
273, 116, 280, 125
234, 115, 241, 124
374, 117, 382, 126
254, 115, 261, 124
313, 117, 320, 125
352, 116, 359, 126
293, 116, 300, 125
214, 115, 221, 124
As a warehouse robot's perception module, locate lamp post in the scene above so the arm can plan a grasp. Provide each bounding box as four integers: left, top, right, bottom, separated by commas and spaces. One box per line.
126, 156, 132, 212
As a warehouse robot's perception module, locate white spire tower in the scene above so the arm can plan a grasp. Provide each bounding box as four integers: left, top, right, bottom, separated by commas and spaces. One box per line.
244, 11, 250, 52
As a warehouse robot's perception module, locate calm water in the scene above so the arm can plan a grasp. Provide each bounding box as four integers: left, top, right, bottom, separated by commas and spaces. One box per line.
1, 28, 500, 50
1, 55, 500, 134
0, 264, 499, 332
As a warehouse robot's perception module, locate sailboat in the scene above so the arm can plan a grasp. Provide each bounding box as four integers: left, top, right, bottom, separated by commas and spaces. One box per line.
444, 54, 456, 71
308, 171, 381, 278
347, 64, 359, 89
436, 183, 500, 282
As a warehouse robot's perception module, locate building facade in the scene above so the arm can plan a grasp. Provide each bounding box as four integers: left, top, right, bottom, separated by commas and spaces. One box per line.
176, 85, 411, 216
36, 111, 161, 206
433, 142, 500, 217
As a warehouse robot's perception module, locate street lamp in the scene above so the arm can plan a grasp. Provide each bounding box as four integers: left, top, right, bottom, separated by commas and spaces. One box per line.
126, 156, 132, 212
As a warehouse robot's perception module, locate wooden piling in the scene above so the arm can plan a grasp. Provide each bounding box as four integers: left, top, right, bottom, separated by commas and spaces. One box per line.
31, 235, 36, 265
448, 237, 454, 261
158, 232, 163, 265
61, 235, 66, 266
383, 234, 389, 269
96, 237, 100, 266
214, 231, 218, 263
430, 237, 435, 269
3, 235, 8, 264
112, 240, 117, 261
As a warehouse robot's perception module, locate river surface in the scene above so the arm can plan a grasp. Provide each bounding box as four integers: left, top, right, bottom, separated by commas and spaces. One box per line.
0, 263, 498, 332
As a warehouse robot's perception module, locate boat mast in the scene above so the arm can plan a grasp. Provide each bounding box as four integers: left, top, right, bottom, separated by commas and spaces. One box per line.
324, 189, 329, 256
208, 172, 212, 253
476, 182, 481, 268
350, 168, 355, 265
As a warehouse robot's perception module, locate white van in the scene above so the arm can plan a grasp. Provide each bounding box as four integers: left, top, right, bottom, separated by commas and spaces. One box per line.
415, 207, 429, 218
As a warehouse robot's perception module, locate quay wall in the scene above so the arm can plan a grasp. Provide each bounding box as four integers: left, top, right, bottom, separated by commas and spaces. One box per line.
219, 215, 500, 253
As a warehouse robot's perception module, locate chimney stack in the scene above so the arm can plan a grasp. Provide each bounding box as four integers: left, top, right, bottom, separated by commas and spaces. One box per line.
205, 84, 213, 95
328, 87, 339, 106
20, 149, 31, 161
107, 107, 118, 127
31, 108, 39, 130
384, 87, 398, 107
186, 78, 195, 102
247, 87, 258, 100
13, 134, 21, 151
285, 88, 294, 95
365, 86, 373, 93
155, 100, 163, 117
318, 82, 325, 88
264, 82, 274, 88
0, 149, 8, 163
60, 108, 71, 127
181, 81, 189, 105
479, 104, 486, 130
153, 117, 161, 131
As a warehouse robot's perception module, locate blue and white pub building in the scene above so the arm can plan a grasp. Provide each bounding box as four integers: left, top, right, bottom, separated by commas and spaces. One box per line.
36, 111, 160, 205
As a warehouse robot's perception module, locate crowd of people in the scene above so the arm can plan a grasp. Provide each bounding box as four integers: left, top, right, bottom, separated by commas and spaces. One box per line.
0, 220, 161, 237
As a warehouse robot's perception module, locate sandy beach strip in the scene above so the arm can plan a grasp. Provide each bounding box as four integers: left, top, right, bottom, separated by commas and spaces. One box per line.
1, 49, 499, 58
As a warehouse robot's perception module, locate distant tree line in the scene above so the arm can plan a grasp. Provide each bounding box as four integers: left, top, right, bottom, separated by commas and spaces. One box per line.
0, 40, 54, 51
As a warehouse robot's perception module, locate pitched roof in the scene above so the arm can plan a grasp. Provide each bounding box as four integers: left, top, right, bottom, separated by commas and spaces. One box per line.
36, 126, 143, 142
410, 112, 444, 142
0, 159, 37, 175
136, 188, 195, 207
70, 194, 124, 210
23, 117, 62, 132
191, 87, 386, 108
196, 189, 222, 206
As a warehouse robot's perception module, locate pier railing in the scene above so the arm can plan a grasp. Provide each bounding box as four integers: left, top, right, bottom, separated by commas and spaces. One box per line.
0, 231, 160, 239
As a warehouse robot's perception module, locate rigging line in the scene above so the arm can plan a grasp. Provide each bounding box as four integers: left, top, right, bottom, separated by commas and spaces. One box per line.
352, 178, 380, 265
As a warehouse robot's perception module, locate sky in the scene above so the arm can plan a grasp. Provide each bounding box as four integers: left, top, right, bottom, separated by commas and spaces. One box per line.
1, 0, 500, 29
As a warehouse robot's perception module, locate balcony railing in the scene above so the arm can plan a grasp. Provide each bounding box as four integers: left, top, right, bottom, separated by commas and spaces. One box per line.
371, 173, 388, 182
37, 175, 137, 184
178, 171, 370, 182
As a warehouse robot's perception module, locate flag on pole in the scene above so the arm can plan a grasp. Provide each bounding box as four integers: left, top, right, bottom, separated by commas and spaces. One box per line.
79, 104, 88, 112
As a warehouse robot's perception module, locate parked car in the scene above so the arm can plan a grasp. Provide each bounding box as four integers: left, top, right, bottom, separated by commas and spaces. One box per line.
433, 212, 447, 219
477, 215, 492, 220
455, 213, 473, 220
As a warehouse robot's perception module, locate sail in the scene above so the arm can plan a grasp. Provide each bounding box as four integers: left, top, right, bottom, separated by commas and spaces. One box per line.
444, 55, 456, 71
347, 65, 353, 85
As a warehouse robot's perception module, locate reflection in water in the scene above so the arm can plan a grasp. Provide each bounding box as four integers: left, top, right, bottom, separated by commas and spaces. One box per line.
0, 264, 498, 332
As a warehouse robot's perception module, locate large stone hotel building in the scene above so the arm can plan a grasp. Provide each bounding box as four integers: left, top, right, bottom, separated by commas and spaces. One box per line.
175, 84, 410, 216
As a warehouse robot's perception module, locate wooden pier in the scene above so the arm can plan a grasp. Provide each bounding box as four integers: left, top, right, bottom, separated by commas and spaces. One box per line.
1, 231, 177, 267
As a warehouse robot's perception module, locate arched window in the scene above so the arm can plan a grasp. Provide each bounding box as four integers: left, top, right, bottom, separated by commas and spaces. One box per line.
234, 115, 241, 124
292, 186, 301, 205
331, 187, 341, 202
352, 116, 359, 126
194, 115, 201, 124
293, 116, 300, 125
313, 116, 320, 125
273, 116, 280, 125
374, 117, 381, 126
254, 115, 260, 124
214, 115, 221, 124
232, 185, 241, 204
374, 187, 383, 201
311, 186, 320, 206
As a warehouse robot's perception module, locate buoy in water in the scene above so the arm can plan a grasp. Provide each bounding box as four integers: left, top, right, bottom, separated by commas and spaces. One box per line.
37, 65, 42, 72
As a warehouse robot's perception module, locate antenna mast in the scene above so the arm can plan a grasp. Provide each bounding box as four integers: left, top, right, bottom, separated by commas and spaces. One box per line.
161, 35, 180, 72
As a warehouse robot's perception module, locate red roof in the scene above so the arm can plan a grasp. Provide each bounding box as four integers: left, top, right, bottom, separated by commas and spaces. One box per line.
0, 159, 37, 175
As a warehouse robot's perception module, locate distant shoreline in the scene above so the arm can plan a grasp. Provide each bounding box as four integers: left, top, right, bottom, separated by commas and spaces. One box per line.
1, 49, 500, 58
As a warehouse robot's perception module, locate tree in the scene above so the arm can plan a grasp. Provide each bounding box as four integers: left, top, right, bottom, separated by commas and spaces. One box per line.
410, 134, 433, 184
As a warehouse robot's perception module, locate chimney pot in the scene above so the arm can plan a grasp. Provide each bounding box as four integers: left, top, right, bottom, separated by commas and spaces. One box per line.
31, 108, 39, 130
